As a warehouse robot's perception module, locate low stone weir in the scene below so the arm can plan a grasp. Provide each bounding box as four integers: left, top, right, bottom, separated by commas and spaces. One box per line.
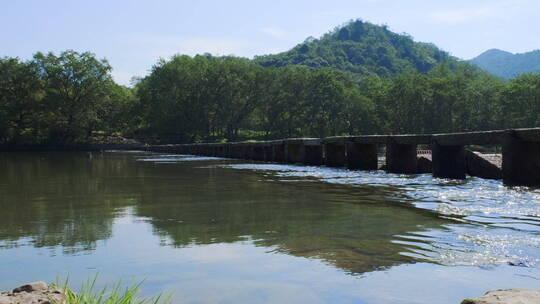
149, 127, 540, 186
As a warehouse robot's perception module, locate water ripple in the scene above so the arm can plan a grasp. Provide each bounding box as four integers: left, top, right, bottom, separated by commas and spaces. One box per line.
217, 162, 540, 268
139, 155, 540, 269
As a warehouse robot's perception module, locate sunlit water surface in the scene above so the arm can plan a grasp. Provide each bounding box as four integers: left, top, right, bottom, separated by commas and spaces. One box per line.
1, 151, 539, 304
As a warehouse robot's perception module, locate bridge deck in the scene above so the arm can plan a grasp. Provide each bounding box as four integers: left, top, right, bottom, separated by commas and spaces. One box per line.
148, 127, 540, 186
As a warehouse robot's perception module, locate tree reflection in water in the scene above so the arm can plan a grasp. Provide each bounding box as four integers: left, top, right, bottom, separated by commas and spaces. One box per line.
0, 152, 452, 274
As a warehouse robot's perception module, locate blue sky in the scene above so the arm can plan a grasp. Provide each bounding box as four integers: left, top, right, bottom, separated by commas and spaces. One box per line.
1, 0, 539, 85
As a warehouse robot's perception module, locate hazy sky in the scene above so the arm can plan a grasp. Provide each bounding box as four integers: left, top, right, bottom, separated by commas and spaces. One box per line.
2, 0, 539, 85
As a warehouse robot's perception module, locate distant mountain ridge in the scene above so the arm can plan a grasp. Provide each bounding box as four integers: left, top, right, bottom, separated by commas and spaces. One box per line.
254, 20, 460, 77
470, 49, 540, 79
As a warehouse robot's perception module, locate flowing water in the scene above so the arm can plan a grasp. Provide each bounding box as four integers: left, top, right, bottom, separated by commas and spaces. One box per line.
0, 151, 539, 303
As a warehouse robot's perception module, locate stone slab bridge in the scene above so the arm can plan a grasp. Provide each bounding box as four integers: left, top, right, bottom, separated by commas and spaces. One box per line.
149, 128, 540, 187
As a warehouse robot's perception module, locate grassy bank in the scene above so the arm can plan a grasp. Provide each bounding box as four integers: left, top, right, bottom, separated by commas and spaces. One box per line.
54, 277, 171, 304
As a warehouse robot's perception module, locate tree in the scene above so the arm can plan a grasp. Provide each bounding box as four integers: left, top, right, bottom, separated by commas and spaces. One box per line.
97, 83, 136, 135
501, 74, 540, 128
33, 50, 114, 143
0, 57, 43, 143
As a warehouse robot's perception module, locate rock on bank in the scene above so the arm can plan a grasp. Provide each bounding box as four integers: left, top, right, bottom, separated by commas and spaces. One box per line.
0, 282, 65, 304
462, 289, 540, 304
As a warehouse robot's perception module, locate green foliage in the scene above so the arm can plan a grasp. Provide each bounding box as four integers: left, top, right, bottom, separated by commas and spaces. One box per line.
135, 55, 378, 142
255, 19, 459, 77
3, 23, 540, 146
374, 62, 504, 134
54, 276, 170, 304
0, 51, 136, 145
99, 83, 137, 135
34, 50, 116, 143
0, 57, 43, 143
500, 73, 540, 128
4, 50, 538, 146
471, 49, 540, 79
135, 55, 265, 142
136, 52, 535, 142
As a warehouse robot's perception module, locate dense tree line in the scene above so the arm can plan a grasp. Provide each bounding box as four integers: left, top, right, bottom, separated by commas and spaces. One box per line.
135, 55, 540, 142
0, 51, 133, 145
2, 50, 540, 145
134, 55, 377, 142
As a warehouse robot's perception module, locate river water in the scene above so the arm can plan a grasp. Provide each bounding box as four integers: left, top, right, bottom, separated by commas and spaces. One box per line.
0, 151, 539, 303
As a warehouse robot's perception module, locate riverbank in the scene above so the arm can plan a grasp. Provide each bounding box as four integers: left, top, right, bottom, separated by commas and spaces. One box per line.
2, 281, 540, 304
0, 282, 65, 304
0, 143, 147, 152
461, 289, 540, 304
0, 135, 148, 152
0, 280, 168, 304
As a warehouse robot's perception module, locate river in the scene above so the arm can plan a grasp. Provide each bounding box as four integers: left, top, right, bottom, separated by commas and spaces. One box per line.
1, 151, 539, 303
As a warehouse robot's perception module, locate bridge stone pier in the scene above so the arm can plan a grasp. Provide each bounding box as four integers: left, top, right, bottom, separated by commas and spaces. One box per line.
272, 141, 286, 163
386, 142, 417, 174
228, 143, 240, 159
503, 129, 540, 186
194, 144, 203, 155
251, 142, 266, 161
430, 130, 505, 180
196, 144, 205, 156
208, 144, 217, 157
284, 140, 303, 164
175, 144, 184, 155
304, 142, 323, 166
322, 138, 347, 167
149, 127, 540, 187
215, 144, 225, 157
195, 145, 203, 156
226, 144, 235, 158
385, 135, 430, 174
243, 143, 254, 160
201, 144, 211, 156
323, 135, 418, 171
284, 139, 323, 165
239, 143, 252, 160
263, 143, 273, 162
346, 136, 383, 170
431, 143, 466, 179
207, 144, 216, 156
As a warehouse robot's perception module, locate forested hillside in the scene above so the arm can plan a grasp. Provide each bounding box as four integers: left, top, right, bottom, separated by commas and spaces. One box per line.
471, 49, 540, 79
2, 20, 540, 146
255, 20, 459, 77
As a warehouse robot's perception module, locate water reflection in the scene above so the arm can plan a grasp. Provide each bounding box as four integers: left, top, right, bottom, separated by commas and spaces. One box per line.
0, 151, 539, 303
135, 172, 451, 274
219, 162, 540, 267
0, 153, 143, 253
0, 152, 452, 273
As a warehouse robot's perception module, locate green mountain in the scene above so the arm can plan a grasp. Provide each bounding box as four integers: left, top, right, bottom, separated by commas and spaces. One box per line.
254, 20, 459, 77
470, 49, 540, 79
